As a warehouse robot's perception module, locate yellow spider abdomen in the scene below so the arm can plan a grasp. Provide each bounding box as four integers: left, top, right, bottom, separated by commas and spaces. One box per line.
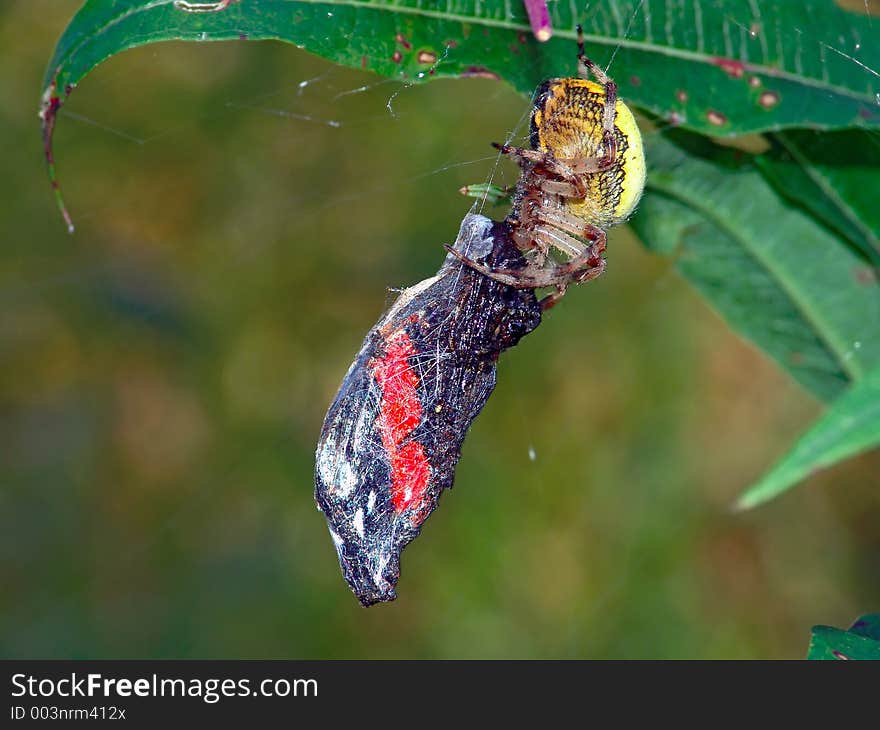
530, 78, 645, 227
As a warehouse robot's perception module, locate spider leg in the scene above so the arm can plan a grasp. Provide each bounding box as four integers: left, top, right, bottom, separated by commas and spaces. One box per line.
494, 142, 600, 179
498, 142, 613, 199
444, 226, 607, 312
539, 180, 581, 198
493, 142, 556, 168
576, 24, 613, 86
536, 209, 607, 248
533, 242, 607, 310
444, 241, 600, 291
538, 287, 567, 311
533, 225, 584, 259
567, 153, 616, 174
531, 228, 607, 289
575, 24, 619, 167
443, 244, 537, 288
555, 243, 606, 282
493, 142, 535, 160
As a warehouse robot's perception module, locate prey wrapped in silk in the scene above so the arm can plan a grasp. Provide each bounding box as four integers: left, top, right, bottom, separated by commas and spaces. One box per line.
314, 214, 542, 605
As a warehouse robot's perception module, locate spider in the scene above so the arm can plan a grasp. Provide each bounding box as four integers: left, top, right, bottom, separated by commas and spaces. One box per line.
449, 26, 646, 308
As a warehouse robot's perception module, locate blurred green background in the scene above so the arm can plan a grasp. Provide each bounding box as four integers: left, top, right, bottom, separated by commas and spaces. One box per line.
3, 1, 879, 659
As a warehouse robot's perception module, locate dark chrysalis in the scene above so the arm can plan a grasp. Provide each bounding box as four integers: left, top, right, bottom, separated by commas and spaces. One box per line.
314, 214, 542, 605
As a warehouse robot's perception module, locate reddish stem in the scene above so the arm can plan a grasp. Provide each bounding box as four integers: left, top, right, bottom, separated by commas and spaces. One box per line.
523, 0, 552, 42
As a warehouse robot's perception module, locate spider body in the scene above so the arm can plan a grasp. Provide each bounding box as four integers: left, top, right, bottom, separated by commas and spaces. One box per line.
452, 27, 646, 308
528, 77, 645, 229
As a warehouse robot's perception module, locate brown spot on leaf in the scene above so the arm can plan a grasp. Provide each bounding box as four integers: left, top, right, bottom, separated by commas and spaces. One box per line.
706, 110, 727, 126
395, 33, 412, 50
835, 0, 874, 14
518, 32, 528, 44
174, 0, 239, 11
668, 110, 685, 126
361, 55, 368, 68
461, 66, 500, 80
445, 39, 459, 49
417, 50, 438, 64
392, 50, 403, 64
759, 90, 780, 109
630, 75, 641, 86
749, 76, 762, 88
676, 89, 688, 103
711, 57, 746, 79
855, 266, 878, 286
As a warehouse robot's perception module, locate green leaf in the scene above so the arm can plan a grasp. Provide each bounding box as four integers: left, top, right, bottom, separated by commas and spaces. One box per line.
807, 614, 880, 660
632, 131, 880, 403
849, 614, 880, 642
41, 0, 880, 228
736, 363, 880, 509
756, 130, 880, 268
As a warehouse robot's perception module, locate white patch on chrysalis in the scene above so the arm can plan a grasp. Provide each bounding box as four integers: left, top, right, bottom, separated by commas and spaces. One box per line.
367, 490, 377, 514
451, 214, 494, 259
350, 399, 373, 454
373, 552, 390, 589
316, 382, 379, 501
379, 274, 442, 328
315, 430, 340, 487
336, 461, 357, 500
328, 528, 344, 558
353, 508, 365, 539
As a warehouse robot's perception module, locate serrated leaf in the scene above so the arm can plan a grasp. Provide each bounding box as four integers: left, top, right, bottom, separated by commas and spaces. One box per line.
41, 0, 880, 229
737, 363, 880, 509
807, 614, 880, 660
632, 131, 880, 403
756, 130, 880, 268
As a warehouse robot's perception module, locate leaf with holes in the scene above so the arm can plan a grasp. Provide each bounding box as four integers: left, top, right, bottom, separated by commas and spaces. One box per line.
632, 130, 880, 404
41, 0, 880, 230
807, 614, 880, 660
737, 363, 880, 509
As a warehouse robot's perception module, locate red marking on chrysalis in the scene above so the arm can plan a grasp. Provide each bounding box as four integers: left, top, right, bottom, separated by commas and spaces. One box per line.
390, 442, 431, 515
370, 330, 430, 517
711, 57, 746, 78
